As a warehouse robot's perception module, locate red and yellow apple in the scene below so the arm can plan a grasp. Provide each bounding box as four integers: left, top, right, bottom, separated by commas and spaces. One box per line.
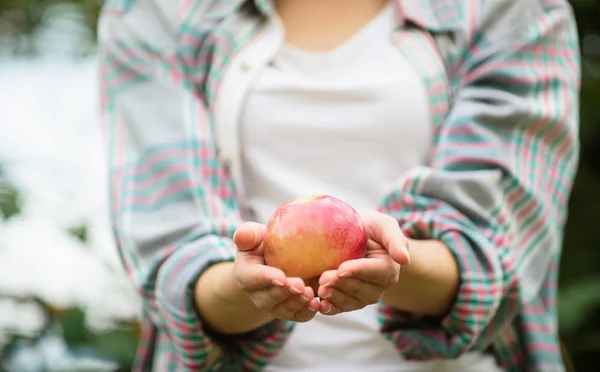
264, 194, 367, 281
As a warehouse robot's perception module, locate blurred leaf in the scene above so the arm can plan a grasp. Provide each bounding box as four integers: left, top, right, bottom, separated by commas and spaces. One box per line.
0, 0, 104, 55
0, 334, 29, 367
559, 277, 600, 333
54, 308, 136, 369
0, 182, 21, 219
0, 166, 21, 219
68, 224, 88, 243
89, 328, 138, 366
57, 308, 89, 346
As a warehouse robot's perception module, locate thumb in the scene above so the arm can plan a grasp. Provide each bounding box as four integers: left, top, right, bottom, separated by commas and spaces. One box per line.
365, 212, 410, 265
233, 222, 266, 252
388, 237, 411, 266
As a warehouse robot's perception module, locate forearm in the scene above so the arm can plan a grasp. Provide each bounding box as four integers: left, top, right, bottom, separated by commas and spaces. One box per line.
382, 239, 460, 317
194, 261, 274, 335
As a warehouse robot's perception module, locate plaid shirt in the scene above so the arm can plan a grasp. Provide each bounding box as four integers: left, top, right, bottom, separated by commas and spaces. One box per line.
98, 0, 580, 371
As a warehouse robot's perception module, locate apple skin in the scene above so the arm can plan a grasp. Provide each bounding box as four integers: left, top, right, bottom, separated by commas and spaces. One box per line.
264, 194, 368, 281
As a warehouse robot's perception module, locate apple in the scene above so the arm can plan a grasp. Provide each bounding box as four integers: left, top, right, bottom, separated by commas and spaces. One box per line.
264, 194, 368, 281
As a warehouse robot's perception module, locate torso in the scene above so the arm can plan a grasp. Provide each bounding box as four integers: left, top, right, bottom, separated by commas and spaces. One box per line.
214, 1, 503, 370
241, 4, 433, 370
232, 2, 495, 371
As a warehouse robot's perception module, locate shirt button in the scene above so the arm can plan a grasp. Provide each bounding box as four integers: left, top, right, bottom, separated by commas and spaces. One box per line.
240, 62, 250, 72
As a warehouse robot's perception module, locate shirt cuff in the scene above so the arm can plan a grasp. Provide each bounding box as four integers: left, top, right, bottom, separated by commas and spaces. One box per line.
154, 234, 293, 370
378, 189, 509, 359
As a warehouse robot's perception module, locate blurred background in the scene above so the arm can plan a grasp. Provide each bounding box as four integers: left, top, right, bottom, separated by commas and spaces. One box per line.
0, 0, 598, 371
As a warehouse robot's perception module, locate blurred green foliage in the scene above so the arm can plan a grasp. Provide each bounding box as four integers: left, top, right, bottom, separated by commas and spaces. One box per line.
0, 0, 599, 371
0, 166, 21, 219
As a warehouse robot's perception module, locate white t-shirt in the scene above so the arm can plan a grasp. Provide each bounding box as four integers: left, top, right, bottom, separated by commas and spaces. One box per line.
236, 3, 503, 371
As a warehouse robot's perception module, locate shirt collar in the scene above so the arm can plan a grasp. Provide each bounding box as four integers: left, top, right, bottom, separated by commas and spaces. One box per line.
400, 0, 463, 31
254, 0, 274, 16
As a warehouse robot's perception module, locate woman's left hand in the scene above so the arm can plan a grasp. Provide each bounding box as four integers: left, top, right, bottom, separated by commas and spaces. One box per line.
316, 210, 410, 316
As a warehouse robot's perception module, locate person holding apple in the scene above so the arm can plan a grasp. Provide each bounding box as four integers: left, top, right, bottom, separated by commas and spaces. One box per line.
97, 0, 580, 371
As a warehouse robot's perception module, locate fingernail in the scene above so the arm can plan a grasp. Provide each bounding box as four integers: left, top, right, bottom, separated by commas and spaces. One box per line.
323, 306, 332, 314
339, 272, 352, 278
271, 280, 284, 287
308, 303, 318, 312
301, 295, 310, 302
401, 246, 411, 262
324, 282, 335, 287
289, 286, 302, 294
321, 289, 332, 299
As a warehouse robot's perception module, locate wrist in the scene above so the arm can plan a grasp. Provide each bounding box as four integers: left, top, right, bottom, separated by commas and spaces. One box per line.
383, 239, 459, 317
196, 261, 239, 304
194, 261, 274, 335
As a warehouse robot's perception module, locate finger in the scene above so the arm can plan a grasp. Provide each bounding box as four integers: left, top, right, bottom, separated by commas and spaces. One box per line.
318, 287, 361, 313
271, 287, 317, 321
251, 283, 314, 314
233, 222, 266, 252
319, 299, 342, 316
336, 258, 400, 287
271, 297, 313, 322
365, 213, 410, 265
318, 270, 339, 288
285, 277, 307, 295
321, 278, 384, 307
235, 247, 267, 267
250, 285, 294, 311
293, 299, 320, 322
365, 239, 387, 256
235, 262, 287, 291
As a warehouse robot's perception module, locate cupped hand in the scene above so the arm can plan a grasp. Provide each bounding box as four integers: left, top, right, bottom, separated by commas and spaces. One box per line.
317, 210, 410, 315
233, 222, 320, 322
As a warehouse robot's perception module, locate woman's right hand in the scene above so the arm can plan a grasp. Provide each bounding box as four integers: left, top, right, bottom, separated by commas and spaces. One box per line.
233, 222, 320, 322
